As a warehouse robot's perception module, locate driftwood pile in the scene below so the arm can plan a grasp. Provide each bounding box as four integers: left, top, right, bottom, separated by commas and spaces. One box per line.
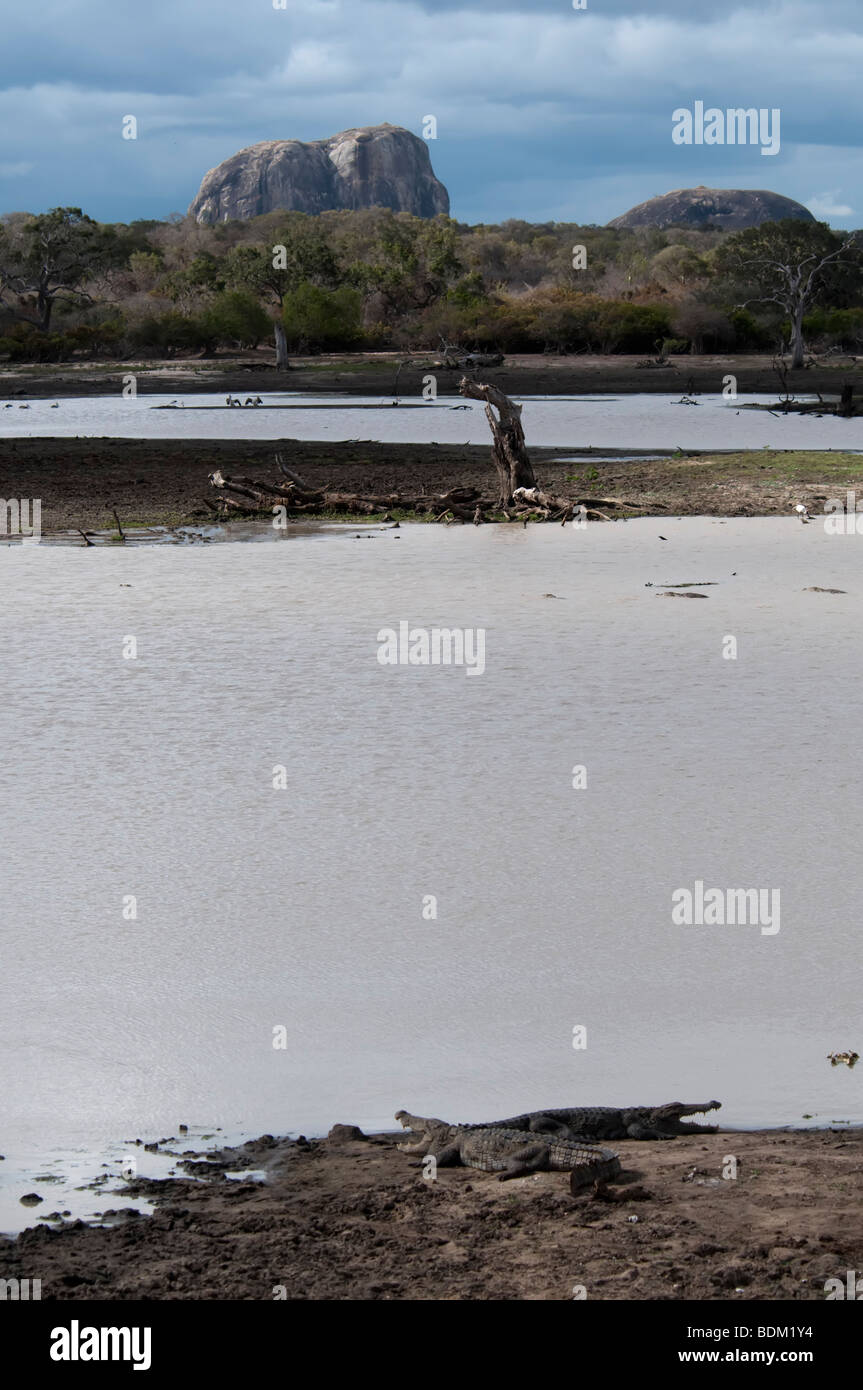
743, 382, 862, 417
433, 351, 505, 370
207, 377, 640, 525
741, 361, 863, 417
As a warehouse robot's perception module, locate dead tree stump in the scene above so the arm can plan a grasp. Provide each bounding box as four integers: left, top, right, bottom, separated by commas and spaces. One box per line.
458, 377, 537, 507
274, 322, 290, 371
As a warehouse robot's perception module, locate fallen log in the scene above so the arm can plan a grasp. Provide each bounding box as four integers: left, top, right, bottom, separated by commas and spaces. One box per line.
208, 469, 491, 520
207, 412, 646, 524
208, 474, 645, 524
512, 486, 640, 519
209, 471, 302, 503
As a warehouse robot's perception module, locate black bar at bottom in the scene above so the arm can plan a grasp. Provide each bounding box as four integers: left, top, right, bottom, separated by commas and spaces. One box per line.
0, 1296, 855, 1375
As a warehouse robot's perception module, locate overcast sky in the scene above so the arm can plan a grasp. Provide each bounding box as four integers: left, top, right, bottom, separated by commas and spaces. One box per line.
0, 0, 860, 227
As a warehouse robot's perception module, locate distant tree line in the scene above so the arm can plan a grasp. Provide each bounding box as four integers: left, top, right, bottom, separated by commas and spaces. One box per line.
0, 205, 861, 367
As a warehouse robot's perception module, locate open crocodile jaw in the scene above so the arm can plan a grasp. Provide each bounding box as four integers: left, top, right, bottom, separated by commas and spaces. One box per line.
653, 1100, 722, 1133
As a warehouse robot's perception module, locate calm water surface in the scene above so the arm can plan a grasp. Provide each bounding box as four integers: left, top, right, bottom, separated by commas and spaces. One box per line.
1, 390, 862, 449
1, 518, 861, 1226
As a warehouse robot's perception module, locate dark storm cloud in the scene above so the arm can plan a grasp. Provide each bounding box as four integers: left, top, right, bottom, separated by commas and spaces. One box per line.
0, 0, 859, 226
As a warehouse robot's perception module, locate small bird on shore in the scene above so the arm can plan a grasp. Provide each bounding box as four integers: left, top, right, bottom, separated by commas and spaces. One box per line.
795, 504, 811, 523
51, 402, 59, 408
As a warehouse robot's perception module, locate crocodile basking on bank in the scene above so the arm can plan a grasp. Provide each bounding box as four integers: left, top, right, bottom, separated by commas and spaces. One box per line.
473, 1100, 722, 1141
395, 1099, 721, 1183
395, 1113, 621, 1185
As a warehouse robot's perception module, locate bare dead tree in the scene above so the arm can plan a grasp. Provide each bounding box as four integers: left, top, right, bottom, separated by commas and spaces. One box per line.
772, 355, 794, 406
717, 222, 863, 370
457, 377, 537, 506
208, 425, 641, 523
273, 322, 290, 371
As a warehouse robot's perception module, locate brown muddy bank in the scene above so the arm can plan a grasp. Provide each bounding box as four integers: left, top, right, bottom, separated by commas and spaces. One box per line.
3, 1127, 861, 1300
4, 437, 863, 535
2, 350, 862, 401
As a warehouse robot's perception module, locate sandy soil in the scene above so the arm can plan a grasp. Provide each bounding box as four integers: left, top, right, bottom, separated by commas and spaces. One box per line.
3, 1126, 861, 1300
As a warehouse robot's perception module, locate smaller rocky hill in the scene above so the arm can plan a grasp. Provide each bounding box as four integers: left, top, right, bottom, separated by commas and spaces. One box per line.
608, 187, 815, 231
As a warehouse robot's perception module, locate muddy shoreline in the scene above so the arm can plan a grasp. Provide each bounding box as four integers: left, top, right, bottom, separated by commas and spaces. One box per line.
5, 351, 862, 532
2, 350, 862, 401
3, 1126, 861, 1300
4, 436, 863, 534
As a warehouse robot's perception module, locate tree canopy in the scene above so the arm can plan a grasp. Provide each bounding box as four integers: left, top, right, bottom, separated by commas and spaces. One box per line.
2, 205, 863, 363
715, 220, 863, 366
0, 207, 124, 331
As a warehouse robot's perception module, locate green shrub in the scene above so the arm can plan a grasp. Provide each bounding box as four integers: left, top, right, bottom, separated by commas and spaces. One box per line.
592, 302, 672, 353
128, 312, 206, 354
0, 323, 79, 361
67, 319, 126, 354
199, 290, 270, 348
803, 307, 863, 349
446, 272, 488, 308
411, 298, 499, 348
522, 290, 606, 353
728, 308, 773, 349
282, 283, 363, 350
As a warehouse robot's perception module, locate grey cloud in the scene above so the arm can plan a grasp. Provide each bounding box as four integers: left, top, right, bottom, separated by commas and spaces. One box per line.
0, 0, 861, 225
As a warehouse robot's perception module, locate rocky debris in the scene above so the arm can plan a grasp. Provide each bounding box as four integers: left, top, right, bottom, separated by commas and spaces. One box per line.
327, 1124, 367, 1142
589, 1181, 653, 1203
189, 123, 449, 223
608, 186, 814, 231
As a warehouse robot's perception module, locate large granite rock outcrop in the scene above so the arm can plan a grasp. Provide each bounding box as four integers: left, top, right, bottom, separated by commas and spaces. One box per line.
189, 123, 449, 223
608, 187, 814, 231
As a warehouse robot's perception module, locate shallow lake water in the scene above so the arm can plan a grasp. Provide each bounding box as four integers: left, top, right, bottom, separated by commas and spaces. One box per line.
2, 390, 862, 450
1, 517, 861, 1227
